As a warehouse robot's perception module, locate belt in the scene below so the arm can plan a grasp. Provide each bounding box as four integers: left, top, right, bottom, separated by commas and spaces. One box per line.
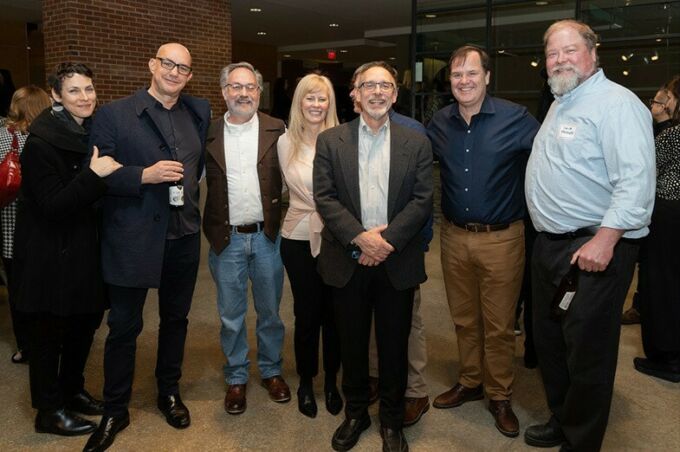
232, 221, 265, 234
451, 220, 509, 233
542, 226, 598, 241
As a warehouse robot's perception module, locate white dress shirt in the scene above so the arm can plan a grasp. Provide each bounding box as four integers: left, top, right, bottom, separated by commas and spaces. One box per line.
358, 116, 391, 229
223, 112, 264, 225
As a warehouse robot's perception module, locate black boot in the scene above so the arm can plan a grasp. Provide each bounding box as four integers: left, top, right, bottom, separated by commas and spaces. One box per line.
34, 408, 96, 436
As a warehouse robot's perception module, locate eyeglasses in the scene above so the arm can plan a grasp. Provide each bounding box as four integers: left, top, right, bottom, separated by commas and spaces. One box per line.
155, 57, 192, 76
224, 83, 260, 93
648, 98, 666, 107
359, 81, 395, 92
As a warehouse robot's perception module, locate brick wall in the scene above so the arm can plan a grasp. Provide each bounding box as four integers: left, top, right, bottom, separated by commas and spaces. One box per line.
42, 0, 231, 115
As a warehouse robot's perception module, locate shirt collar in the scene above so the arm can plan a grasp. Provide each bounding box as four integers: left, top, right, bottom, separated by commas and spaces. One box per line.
554, 68, 604, 103
359, 114, 390, 136
224, 111, 258, 133
142, 89, 183, 112
450, 94, 495, 119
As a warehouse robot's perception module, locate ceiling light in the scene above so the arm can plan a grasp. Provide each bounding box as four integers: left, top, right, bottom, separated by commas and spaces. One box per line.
651, 51, 659, 61
622, 70, 629, 76
621, 52, 633, 61
329, 23, 340, 28
339, 49, 348, 53
530, 57, 541, 67
389, 57, 396, 61
283, 54, 291, 58
257, 31, 267, 36
656, 38, 663, 42
535, 1, 549, 5
425, 14, 437, 18
497, 49, 505, 54
249, 7, 261, 12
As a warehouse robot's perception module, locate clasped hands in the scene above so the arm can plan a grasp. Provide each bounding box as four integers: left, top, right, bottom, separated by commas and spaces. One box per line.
352, 225, 394, 267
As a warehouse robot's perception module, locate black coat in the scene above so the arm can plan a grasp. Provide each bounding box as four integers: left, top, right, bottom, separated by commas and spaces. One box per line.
13, 109, 107, 315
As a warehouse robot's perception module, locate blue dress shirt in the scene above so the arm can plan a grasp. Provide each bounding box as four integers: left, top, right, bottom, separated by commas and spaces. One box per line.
525, 70, 655, 239
428, 95, 540, 224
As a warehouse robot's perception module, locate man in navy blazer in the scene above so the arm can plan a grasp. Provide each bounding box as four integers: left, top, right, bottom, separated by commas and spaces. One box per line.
314, 61, 432, 452
84, 43, 210, 452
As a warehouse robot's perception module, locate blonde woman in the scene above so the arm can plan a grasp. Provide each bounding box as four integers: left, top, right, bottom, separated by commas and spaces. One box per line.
278, 74, 341, 418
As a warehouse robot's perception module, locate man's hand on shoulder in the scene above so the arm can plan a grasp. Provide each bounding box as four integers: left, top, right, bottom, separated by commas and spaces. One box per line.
570, 227, 624, 272
141, 160, 184, 184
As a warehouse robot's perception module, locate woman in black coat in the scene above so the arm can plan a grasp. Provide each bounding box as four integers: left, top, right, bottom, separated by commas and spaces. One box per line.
13, 62, 121, 436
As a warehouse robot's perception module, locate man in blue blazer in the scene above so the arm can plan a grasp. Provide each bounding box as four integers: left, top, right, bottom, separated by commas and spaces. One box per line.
84, 43, 210, 452
314, 61, 432, 452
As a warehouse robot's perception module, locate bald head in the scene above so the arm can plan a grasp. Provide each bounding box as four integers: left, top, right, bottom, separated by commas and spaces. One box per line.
148, 42, 193, 107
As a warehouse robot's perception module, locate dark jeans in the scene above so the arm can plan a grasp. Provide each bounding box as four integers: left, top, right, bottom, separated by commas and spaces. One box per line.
333, 264, 413, 429
281, 238, 340, 384
532, 233, 638, 452
103, 233, 200, 416
27, 311, 103, 411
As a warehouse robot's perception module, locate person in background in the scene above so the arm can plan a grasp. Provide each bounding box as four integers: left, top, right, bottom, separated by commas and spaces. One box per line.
278, 73, 342, 418
0, 85, 51, 364
14, 62, 121, 437
634, 75, 680, 383
622, 84, 677, 325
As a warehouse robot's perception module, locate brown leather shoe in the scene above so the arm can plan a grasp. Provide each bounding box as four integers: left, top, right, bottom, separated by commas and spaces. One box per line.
262, 375, 291, 403
489, 399, 519, 437
368, 376, 379, 405
433, 383, 483, 409
403, 396, 430, 427
224, 384, 247, 415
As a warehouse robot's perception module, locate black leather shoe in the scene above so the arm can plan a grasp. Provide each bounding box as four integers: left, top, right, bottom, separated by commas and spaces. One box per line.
35, 408, 96, 436
381, 426, 408, 452
67, 391, 105, 416
157, 394, 190, 429
331, 414, 371, 451
83, 414, 130, 452
634, 357, 680, 383
297, 386, 317, 418
325, 387, 343, 416
525, 418, 565, 447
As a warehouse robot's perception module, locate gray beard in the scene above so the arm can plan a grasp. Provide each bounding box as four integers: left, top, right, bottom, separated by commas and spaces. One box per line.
548, 69, 580, 96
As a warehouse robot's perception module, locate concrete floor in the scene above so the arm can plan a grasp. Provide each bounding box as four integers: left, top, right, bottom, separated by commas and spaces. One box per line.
1, 220, 679, 451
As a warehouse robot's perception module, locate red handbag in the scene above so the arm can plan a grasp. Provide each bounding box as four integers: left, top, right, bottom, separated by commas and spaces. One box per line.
0, 126, 23, 208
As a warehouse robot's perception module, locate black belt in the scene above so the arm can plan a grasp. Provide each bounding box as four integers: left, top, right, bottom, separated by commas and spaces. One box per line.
542, 226, 598, 241
451, 220, 509, 233
232, 222, 264, 234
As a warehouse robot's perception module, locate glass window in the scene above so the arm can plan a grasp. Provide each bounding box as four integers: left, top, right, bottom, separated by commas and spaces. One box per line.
581, 1, 680, 39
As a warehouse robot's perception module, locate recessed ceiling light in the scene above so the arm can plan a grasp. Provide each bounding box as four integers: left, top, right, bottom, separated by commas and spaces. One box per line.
329, 23, 340, 28
257, 31, 267, 36
283, 54, 291, 58
249, 7, 261, 12
656, 38, 662, 42
339, 49, 348, 53
535, 1, 549, 5
425, 14, 437, 18
389, 57, 396, 60
622, 70, 629, 76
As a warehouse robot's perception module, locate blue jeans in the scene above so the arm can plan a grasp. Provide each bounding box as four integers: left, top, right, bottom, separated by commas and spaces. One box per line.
209, 231, 284, 385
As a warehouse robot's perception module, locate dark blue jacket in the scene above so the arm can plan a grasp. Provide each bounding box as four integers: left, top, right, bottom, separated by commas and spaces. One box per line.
89, 89, 210, 288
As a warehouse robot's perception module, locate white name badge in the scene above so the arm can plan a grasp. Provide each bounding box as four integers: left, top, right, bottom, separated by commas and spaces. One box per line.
558, 124, 576, 139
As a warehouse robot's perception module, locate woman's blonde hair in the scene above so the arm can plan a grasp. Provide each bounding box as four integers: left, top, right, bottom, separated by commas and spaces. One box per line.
6, 85, 51, 133
287, 73, 339, 161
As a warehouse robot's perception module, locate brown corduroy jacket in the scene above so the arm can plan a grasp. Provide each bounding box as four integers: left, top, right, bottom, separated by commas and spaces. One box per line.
203, 112, 285, 254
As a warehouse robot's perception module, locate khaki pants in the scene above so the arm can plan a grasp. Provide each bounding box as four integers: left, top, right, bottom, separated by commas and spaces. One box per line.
440, 220, 524, 400
369, 287, 428, 398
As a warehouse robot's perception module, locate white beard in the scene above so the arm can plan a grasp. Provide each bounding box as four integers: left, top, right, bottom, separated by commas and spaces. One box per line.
548, 64, 582, 96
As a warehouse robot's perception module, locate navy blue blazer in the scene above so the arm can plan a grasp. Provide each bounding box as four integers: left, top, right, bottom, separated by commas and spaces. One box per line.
89, 89, 210, 288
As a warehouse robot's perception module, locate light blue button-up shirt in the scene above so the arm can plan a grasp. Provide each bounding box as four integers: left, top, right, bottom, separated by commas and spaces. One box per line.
358, 115, 391, 230
525, 69, 655, 239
